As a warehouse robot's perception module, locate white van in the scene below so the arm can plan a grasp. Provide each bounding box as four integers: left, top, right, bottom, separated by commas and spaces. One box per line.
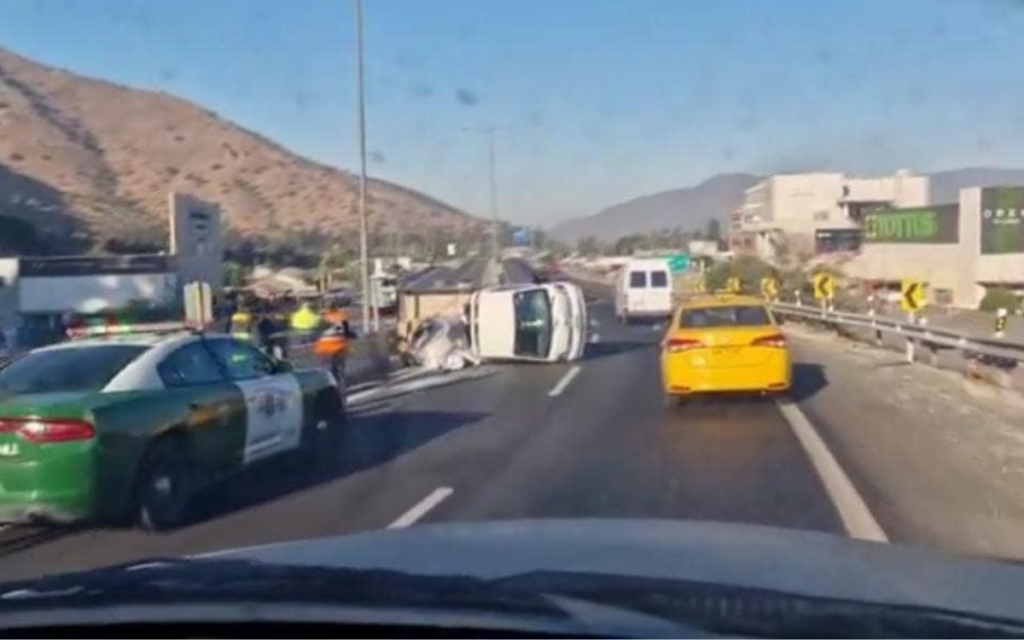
468, 282, 588, 362
615, 258, 673, 323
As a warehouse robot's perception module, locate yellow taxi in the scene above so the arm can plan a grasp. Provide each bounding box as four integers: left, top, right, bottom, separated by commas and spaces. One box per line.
661, 294, 791, 401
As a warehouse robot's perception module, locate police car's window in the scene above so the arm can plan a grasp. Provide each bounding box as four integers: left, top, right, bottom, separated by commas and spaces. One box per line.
629, 272, 647, 288
651, 271, 669, 288
157, 343, 227, 387
207, 339, 276, 380
681, 306, 772, 328
0, 346, 146, 394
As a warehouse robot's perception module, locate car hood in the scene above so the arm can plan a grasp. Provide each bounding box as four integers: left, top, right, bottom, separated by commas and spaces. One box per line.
207, 519, 1024, 622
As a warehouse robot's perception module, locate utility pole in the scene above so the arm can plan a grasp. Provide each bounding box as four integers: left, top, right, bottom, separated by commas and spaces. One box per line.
354, 0, 372, 332
463, 126, 502, 257
486, 127, 500, 258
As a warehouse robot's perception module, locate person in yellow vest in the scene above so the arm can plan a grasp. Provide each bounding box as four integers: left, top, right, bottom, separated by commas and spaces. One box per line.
290, 302, 319, 332
288, 301, 320, 353
229, 306, 253, 341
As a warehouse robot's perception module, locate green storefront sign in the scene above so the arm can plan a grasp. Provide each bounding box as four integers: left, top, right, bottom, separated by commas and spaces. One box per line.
981, 187, 1024, 254
863, 205, 959, 244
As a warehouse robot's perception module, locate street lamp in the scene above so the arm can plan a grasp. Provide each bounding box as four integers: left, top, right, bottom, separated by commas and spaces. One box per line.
462, 126, 502, 257
353, 0, 374, 332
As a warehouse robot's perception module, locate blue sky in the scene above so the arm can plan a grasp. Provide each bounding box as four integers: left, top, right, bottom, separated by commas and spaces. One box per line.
2, 0, 1024, 226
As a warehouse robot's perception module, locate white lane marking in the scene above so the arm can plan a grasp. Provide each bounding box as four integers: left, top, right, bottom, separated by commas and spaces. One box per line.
548, 365, 582, 397
388, 487, 454, 529
347, 367, 497, 407
776, 400, 889, 543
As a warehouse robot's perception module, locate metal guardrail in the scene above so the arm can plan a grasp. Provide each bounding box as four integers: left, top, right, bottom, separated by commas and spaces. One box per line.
770, 302, 1024, 366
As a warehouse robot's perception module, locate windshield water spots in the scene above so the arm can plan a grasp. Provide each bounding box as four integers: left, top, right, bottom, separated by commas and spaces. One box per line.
1, 3, 1024, 634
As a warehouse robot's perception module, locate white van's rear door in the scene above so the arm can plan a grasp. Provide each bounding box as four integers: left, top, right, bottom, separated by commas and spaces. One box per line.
625, 268, 672, 316
648, 268, 673, 314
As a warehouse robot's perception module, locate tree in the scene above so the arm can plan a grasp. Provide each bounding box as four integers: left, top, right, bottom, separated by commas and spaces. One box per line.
705, 218, 722, 242
577, 236, 602, 256
222, 261, 245, 287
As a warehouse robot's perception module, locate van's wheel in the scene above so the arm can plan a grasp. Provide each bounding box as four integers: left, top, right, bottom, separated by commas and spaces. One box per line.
136, 438, 192, 532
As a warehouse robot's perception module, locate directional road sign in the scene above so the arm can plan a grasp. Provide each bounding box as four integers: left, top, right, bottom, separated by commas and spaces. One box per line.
900, 280, 926, 312
813, 274, 835, 301
668, 254, 690, 273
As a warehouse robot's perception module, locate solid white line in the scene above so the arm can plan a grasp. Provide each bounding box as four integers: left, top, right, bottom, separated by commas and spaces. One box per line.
548, 365, 582, 397
388, 487, 454, 529
776, 400, 889, 543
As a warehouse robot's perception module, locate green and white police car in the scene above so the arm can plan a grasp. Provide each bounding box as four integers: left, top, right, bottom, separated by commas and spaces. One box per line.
0, 324, 345, 531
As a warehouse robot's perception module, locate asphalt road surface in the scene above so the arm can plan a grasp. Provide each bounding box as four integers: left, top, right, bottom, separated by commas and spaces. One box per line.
0, 283, 1017, 581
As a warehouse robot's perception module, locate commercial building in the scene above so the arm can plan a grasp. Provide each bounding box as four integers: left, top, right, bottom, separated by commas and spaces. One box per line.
848, 186, 1024, 308
0, 191, 223, 345
731, 170, 928, 260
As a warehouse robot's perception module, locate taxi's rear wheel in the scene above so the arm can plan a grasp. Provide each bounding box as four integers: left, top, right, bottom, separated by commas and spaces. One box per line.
136, 438, 192, 532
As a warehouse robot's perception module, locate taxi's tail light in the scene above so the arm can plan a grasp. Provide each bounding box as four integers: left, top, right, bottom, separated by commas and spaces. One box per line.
664, 338, 704, 353
752, 334, 787, 349
0, 418, 96, 443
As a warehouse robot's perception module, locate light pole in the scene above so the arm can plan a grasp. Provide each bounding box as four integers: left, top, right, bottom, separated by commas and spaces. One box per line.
354, 0, 373, 332
462, 126, 501, 257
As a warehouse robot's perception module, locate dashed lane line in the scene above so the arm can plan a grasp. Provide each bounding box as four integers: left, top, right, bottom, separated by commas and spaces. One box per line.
776, 400, 889, 543
388, 487, 454, 529
548, 365, 582, 398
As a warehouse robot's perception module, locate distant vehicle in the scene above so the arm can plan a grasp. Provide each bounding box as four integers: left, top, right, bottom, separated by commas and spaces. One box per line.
0, 324, 344, 530
615, 258, 673, 323
370, 275, 399, 313
322, 287, 354, 307
661, 294, 791, 403
469, 282, 587, 362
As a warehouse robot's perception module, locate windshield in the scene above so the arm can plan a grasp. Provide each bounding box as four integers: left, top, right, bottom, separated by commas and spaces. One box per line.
5, 0, 1024, 633
512, 289, 553, 358
0, 346, 145, 394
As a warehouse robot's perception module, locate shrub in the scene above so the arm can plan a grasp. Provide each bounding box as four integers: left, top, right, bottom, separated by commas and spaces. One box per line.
704, 255, 774, 293
979, 286, 1019, 313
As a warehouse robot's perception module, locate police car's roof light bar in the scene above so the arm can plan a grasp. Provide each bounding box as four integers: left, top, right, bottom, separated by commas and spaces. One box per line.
66, 321, 191, 339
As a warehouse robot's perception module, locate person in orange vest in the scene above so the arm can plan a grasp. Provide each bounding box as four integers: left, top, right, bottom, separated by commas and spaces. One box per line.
314, 306, 354, 382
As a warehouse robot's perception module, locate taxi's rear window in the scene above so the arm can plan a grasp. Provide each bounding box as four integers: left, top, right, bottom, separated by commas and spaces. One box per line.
679, 305, 772, 328
0, 345, 147, 394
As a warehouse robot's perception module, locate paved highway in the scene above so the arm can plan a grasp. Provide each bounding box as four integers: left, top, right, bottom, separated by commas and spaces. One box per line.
2, 283, 1024, 580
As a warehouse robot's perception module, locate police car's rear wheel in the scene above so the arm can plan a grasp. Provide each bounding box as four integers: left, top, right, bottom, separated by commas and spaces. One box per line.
136, 439, 192, 532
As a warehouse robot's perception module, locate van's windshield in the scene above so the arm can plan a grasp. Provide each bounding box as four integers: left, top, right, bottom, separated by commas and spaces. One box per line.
513, 289, 552, 358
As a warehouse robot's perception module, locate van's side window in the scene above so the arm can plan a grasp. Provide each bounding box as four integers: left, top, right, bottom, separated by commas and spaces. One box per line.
629, 271, 647, 288
651, 271, 668, 288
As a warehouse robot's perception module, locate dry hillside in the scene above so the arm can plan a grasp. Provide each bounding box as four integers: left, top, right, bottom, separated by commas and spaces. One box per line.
0, 46, 481, 254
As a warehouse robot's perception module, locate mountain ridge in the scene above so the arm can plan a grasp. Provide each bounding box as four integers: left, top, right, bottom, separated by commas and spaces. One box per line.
0, 45, 481, 255
553, 168, 1024, 243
